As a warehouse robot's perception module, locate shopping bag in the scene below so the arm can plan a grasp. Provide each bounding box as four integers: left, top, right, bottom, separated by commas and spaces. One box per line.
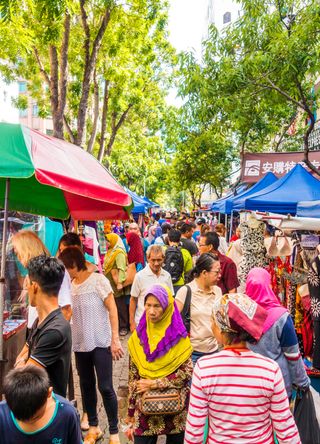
294, 388, 320, 444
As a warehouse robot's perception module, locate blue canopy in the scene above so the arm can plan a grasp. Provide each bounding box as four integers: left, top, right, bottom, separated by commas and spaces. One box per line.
210, 184, 248, 212
124, 188, 148, 214
143, 196, 160, 208
245, 164, 320, 214
231, 172, 278, 213
297, 200, 320, 218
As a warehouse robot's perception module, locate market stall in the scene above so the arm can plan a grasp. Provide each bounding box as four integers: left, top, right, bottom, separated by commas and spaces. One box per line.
244, 164, 320, 214
0, 123, 132, 396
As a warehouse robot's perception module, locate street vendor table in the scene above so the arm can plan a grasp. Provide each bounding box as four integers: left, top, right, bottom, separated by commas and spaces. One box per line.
0, 319, 27, 398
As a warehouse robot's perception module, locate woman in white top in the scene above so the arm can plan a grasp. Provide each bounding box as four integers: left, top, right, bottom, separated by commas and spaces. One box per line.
59, 247, 124, 444
175, 253, 222, 365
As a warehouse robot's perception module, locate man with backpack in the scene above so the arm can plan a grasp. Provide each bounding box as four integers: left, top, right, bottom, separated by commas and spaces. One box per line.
164, 229, 193, 295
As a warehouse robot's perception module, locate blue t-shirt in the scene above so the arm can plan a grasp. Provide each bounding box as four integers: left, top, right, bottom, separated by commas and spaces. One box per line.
0, 394, 82, 444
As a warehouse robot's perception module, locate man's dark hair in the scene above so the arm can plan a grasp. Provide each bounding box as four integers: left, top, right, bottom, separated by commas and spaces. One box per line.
59, 246, 87, 271
27, 255, 65, 296
59, 232, 82, 249
168, 228, 181, 243
161, 223, 171, 234
203, 231, 220, 251
180, 223, 193, 235
4, 366, 50, 421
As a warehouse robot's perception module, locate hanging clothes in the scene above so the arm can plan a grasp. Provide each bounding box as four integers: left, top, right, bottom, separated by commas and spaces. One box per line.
238, 219, 268, 286
307, 254, 320, 369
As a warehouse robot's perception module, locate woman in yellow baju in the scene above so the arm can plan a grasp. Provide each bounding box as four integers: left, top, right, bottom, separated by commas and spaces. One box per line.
126, 284, 193, 444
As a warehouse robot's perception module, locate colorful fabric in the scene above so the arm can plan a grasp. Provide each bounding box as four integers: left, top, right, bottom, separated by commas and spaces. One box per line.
147, 226, 157, 244
212, 293, 268, 341
126, 232, 145, 266
246, 267, 287, 333
103, 233, 126, 275
97, 220, 107, 254
128, 284, 192, 379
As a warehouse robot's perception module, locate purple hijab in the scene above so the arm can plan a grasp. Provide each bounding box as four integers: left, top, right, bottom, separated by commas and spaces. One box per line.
136, 284, 188, 362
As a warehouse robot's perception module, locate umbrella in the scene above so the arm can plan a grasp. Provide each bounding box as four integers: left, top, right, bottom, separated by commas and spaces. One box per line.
0, 123, 133, 362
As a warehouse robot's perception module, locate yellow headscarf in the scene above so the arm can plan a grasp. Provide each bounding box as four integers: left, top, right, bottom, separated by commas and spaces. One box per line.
128, 285, 192, 379
104, 233, 126, 275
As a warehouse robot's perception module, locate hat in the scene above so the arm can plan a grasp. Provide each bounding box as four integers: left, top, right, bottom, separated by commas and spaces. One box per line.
212, 293, 268, 341
196, 217, 206, 225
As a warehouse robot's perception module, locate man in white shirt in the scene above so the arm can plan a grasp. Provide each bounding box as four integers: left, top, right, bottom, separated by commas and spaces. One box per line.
129, 245, 174, 331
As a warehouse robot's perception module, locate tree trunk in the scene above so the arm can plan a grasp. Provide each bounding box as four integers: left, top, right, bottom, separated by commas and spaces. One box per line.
98, 79, 110, 162
303, 113, 320, 176
75, 6, 111, 147
106, 104, 133, 156
49, 45, 63, 139
87, 70, 99, 153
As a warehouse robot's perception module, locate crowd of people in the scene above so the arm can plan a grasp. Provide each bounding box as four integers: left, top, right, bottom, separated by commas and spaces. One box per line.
0, 211, 311, 443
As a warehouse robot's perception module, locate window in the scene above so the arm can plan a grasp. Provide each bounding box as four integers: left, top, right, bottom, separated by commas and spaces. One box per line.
18, 81, 27, 93
19, 109, 27, 118
32, 104, 39, 117
223, 11, 231, 24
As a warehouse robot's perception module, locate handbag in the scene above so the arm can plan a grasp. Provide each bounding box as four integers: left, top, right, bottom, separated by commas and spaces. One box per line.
122, 263, 137, 287
293, 388, 320, 444
138, 387, 187, 416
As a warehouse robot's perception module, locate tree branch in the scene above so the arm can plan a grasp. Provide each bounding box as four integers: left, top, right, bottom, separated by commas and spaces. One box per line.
106, 104, 134, 156
58, 12, 70, 118
87, 69, 99, 153
63, 115, 75, 144
33, 47, 50, 86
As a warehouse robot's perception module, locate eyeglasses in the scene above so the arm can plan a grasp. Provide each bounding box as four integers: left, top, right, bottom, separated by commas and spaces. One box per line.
209, 269, 221, 275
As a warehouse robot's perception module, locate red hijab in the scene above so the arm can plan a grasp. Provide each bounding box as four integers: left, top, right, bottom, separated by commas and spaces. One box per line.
126, 232, 145, 266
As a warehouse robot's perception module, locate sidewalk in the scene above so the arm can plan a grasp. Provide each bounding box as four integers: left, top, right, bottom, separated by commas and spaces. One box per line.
73, 334, 165, 444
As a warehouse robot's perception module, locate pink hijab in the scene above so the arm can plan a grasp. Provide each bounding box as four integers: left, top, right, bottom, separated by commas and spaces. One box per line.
245, 267, 287, 333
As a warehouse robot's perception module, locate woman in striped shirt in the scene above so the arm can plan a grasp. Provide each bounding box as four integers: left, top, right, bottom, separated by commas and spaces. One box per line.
185, 293, 301, 444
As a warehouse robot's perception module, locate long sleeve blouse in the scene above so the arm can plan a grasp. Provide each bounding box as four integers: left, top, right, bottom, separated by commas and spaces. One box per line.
185, 349, 301, 444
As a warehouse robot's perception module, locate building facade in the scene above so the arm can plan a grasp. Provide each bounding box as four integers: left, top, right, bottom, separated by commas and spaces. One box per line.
206, 0, 242, 32
18, 80, 53, 134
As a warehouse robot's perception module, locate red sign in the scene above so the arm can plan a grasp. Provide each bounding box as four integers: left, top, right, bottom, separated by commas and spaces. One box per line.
241, 151, 320, 182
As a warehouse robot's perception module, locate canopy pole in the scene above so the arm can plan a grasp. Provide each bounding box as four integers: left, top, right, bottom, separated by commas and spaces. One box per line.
229, 211, 234, 242
0, 178, 10, 363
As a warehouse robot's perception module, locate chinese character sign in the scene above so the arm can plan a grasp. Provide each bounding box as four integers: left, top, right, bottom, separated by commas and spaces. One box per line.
241, 152, 320, 182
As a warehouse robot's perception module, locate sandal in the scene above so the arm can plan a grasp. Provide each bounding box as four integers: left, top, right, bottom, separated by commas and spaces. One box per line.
84, 431, 103, 444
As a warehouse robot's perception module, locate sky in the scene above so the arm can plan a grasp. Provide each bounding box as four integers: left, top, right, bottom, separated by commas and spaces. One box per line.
168, 0, 208, 58
167, 0, 208, 105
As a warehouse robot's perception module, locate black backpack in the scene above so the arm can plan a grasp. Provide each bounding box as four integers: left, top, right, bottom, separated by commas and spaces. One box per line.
163, 246, 184, 284
181, 284, 192, 333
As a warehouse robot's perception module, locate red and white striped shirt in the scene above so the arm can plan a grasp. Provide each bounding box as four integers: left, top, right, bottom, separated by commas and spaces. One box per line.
185, 349, 300, 444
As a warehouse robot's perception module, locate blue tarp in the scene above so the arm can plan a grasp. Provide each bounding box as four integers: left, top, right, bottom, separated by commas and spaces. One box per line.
143, 196, 160, 208
124, 188, 149, 214
210, 184, 248, 212
297, 200, 320, 218
231, 172, 278, 213
245, 165, 320, 214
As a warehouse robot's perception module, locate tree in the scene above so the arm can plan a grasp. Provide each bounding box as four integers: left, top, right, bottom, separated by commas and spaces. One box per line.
204, 0, 320, 173
0, 0, 174, 156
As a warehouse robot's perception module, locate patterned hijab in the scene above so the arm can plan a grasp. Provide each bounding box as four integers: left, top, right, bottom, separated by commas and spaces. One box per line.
212, 293, 268, 341
246, 267, 287, 333
103, 233, 126, 275
126, 232, 144, 266
128, 284, 192, 379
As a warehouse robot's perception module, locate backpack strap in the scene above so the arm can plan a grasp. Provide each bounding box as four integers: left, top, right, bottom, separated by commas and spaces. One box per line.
181, 284, 192, 333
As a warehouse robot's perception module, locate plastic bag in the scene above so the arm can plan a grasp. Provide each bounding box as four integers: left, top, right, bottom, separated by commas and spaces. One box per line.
294, 388, 320, 444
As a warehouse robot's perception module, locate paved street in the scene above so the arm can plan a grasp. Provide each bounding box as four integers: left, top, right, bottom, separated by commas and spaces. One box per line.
73, 334, 166, 444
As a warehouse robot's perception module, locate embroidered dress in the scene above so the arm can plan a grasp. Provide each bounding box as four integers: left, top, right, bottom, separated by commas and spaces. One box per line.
128, 358, 193, 436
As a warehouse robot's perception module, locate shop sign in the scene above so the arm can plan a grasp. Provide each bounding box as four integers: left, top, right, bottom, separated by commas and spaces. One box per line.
241, 151, 320, 182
